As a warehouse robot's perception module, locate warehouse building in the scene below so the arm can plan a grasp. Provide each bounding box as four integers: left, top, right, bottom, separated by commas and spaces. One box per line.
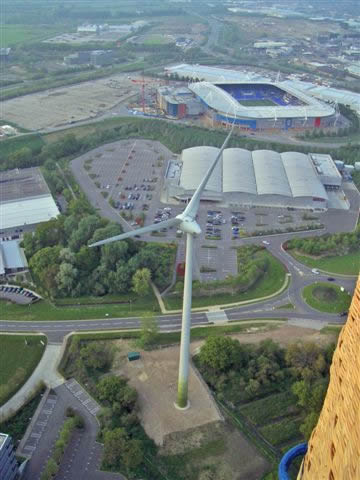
0, 240, 28, 277
165, 148, 346, 210
0, 167, 59, 238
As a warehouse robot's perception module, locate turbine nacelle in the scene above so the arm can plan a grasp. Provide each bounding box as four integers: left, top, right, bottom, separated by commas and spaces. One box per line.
176, 214, 201, 236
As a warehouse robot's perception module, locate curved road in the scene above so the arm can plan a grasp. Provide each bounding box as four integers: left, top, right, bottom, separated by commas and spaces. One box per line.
0, 244, 355, 343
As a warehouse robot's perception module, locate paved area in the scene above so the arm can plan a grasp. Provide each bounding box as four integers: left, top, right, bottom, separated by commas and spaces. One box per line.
64, 379, 101, 417
20, 391, 58, 458
21, 383, 125, 480
0, 344, 64, 421
71, 139, 359, 286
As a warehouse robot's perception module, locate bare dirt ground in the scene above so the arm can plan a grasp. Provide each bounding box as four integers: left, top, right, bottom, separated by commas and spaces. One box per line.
1, 74, 138, 130
116, 341, 222, 446
110, 325, 335, 480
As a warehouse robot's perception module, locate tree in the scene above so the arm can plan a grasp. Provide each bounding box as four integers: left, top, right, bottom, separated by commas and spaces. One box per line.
56, 262, 78, 296
132, 268, 151, 297
80, 342, 112, 370
137, 313, 159, 348
103, 428, 143, 471
199, 336, 240, 372
285, 342, 325, 380
97, 376, 137, 412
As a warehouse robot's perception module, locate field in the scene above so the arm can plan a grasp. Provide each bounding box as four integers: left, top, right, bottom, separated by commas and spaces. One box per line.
0, 24, 66, 47
165, 249, 287, 310
140, 33, 175, 46
238, 99, 277, 107
0, 335, 47, 406
0, 73, 142, 130
0, 293, 159, 321
302, 282, 352, 313
291, 251, 360, 276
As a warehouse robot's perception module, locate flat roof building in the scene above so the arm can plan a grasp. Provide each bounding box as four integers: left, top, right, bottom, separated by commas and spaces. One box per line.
0, 433, 19, 480
0, 167, 59, 236
166, 147, 346, 210
0, 240, 28, 277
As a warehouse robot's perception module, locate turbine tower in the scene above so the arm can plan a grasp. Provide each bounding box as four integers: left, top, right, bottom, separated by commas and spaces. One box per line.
89, 129, 234, 409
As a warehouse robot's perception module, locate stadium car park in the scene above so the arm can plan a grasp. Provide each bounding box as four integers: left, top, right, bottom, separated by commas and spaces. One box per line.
71, 139, 360, 282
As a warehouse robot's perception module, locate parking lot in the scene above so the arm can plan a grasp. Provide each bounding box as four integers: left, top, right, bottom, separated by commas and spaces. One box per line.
71, 139, 360, 283
0, 285, 40, 304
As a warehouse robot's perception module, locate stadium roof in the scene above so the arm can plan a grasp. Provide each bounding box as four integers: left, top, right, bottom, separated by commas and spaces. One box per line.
0, 196, 59, 230
179, 147, 328, 200
166, 64, 359, 114
188, 81, 334, 119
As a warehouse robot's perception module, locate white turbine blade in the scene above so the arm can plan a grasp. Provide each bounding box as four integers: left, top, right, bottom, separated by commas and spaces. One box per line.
183, 128, 233, 219
89, 217, 181, 247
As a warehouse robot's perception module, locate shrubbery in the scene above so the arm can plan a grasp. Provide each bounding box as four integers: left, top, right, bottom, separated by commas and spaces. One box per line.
196, 336, 335, 440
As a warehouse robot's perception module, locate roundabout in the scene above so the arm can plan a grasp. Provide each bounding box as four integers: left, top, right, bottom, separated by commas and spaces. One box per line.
302, 282, 352, 314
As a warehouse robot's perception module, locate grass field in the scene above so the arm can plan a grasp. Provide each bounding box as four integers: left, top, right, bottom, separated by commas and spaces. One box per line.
239, 391, 299, 426
141, 34, 174, 45
0, 294, 159, 321
0, 335, 47, 406
1, 25, 66, 47
302, 282, 352, 314
238, 99, 277, 107
290, 251, 360, 276
164, 250, 287, 310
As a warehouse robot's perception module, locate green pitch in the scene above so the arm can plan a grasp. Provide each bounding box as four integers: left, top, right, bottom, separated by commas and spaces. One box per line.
238, 99, 278, 107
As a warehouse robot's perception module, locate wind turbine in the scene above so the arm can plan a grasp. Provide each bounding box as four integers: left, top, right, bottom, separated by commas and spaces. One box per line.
89, 129, 234, 409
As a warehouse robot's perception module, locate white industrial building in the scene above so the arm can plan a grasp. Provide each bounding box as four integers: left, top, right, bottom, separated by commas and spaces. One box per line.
166, 148, 347, 210
0, 167, 59, 237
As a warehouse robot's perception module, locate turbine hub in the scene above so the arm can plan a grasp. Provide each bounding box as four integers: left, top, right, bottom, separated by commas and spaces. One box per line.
176, 215, 201, 236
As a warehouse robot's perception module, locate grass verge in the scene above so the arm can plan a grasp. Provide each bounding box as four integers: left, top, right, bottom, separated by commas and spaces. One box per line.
0, 335, 47, 406
302, 282, 352, 314
0, 383, 46, 442
290, 251, 360, 276
165, 250, 287, 310
0, 294, 159, 321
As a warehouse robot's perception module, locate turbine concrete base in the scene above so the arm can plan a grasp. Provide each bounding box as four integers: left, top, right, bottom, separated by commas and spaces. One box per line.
174, 400, 191, 411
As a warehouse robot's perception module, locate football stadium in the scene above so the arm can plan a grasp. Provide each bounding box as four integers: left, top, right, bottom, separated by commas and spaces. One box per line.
187, 81, 336, 132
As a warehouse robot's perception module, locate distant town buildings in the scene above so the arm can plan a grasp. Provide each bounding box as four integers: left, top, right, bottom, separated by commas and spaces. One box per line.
64, 50, 114, 67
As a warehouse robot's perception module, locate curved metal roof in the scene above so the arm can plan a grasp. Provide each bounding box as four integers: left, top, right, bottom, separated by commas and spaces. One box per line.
179, 147, 329, 201
252, 150, 292, 196
180, 146, 222, 192
223, 149, 257, 194
281, 152, 328, 199
188, 81, 335, 119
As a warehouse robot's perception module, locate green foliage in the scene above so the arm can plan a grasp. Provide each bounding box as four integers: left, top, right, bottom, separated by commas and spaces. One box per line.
198, 336, 242, 372
0, 384, 45, 442
286, 225, 360, 258
137, 313, 159, 349
302, 283, 352, 313
24, 205, 176, 298
260, 418, 303, 447
103, 428, 143, 472
132, 268, 151, 297
97, 376, 137, 413
80, 341, 113, 371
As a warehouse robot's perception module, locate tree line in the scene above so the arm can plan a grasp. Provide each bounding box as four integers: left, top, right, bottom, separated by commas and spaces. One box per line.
23, 189, 175, 299
196, 335, 335, 440
285, 225, 360, 256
